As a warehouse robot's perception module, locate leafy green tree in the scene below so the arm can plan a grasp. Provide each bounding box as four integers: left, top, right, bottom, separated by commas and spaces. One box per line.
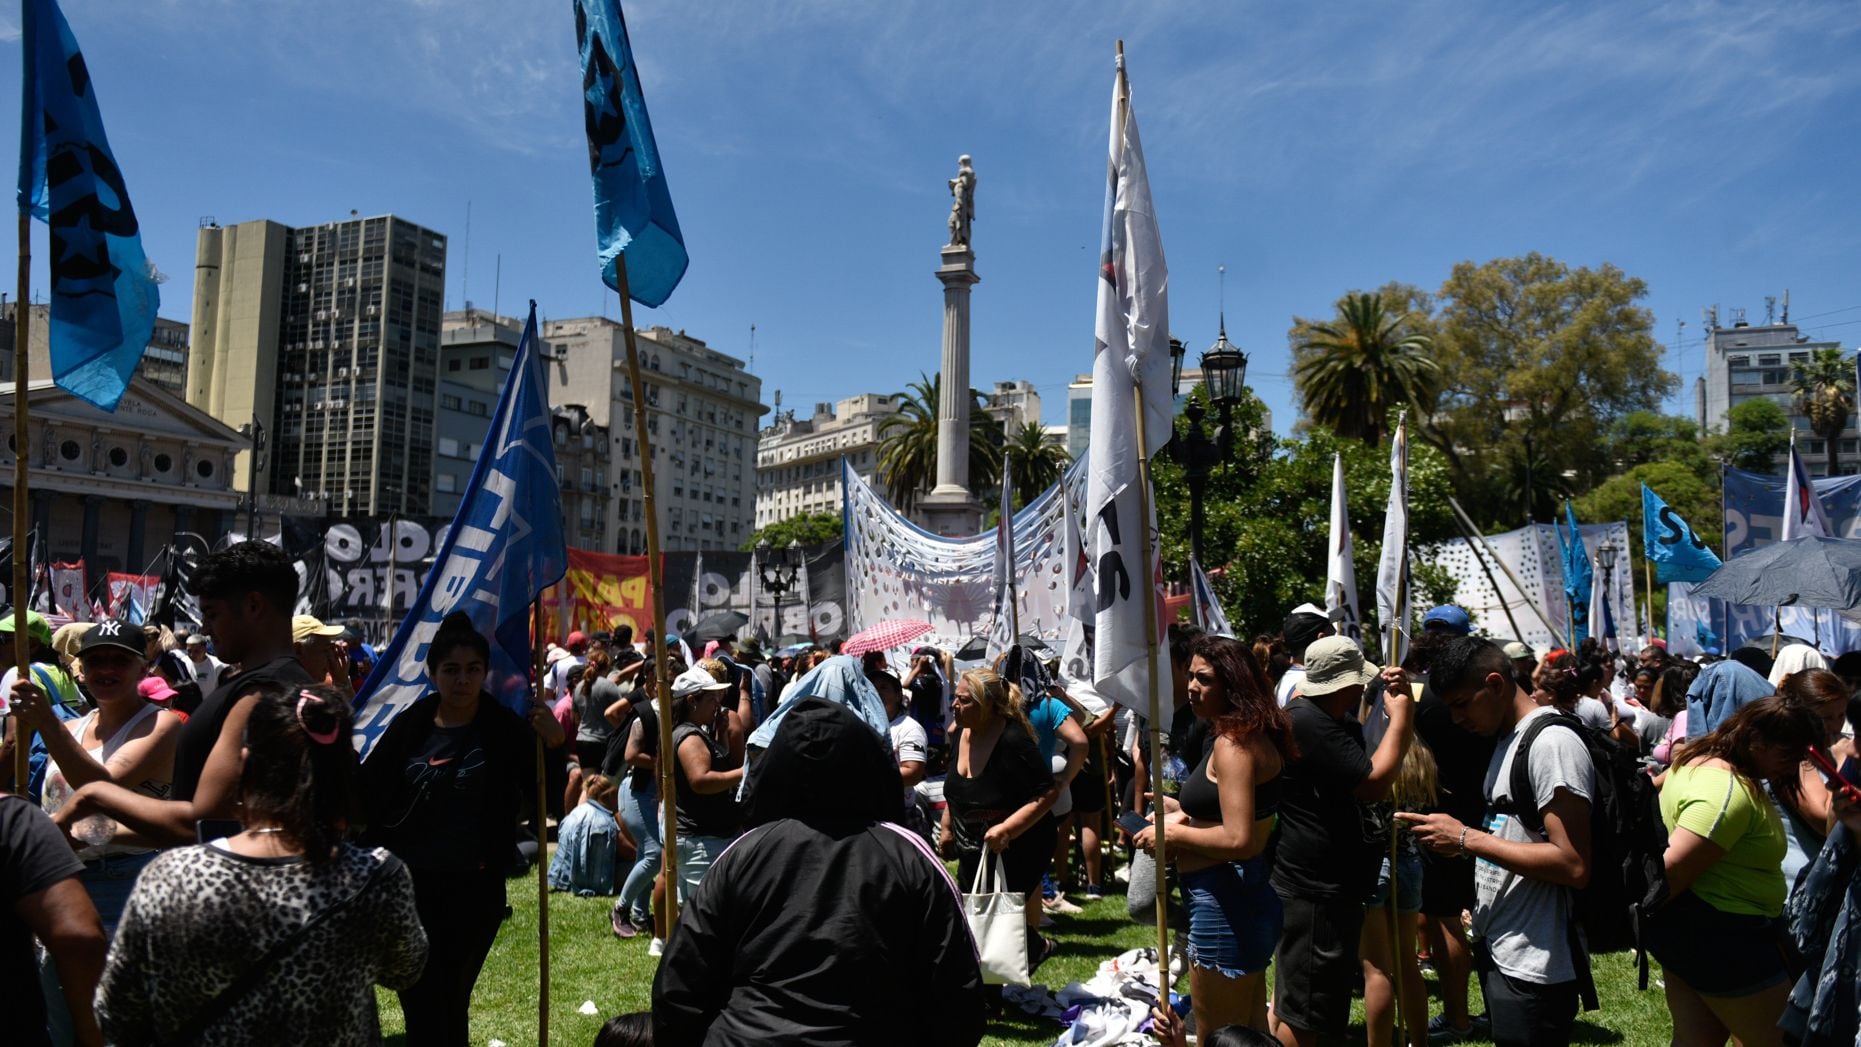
1003, 421, 1068, 510
1426, 254, 1674, 526
875, 372, 1003, 512
741, 511, 842, 552
1152, 400, 1457, 642
1290, 291, 1439, 447
1709, 398, 1792, 472
1790, 347, 1856, 476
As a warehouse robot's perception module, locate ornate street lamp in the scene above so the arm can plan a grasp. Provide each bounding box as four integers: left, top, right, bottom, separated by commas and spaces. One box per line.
757, 538, 803, 633
1166, 313, 1251, 566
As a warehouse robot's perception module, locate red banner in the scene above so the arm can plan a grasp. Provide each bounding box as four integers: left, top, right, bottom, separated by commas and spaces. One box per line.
543, 549, 655, 639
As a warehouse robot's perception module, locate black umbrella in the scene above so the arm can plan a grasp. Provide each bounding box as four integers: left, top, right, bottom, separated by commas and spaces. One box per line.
1688, 536, 1861, 611
686, 611, 749, 644
955, 634, 990, 661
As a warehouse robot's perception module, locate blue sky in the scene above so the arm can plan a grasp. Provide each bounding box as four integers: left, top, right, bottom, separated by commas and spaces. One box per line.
5, 0, 1860, 434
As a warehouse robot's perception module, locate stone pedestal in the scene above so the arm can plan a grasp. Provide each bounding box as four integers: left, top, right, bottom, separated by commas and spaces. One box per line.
922, 244, 984, 535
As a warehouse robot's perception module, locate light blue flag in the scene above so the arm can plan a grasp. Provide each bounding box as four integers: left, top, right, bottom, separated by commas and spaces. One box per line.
1558, 501, 1594, 644
574, 0, 687, 307
351, 304, 567, 755
1641, 484, 1722, 585
18, 0, 160, 412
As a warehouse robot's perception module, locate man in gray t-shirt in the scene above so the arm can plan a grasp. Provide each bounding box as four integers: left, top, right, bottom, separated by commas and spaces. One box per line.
1399, 638, 1594, 1047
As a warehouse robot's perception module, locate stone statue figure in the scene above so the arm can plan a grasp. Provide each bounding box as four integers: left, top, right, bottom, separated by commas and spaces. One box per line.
947, 154, 976, 247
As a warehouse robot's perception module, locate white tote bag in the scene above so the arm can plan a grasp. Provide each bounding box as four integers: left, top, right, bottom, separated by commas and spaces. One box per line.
963, 851, 1030, 986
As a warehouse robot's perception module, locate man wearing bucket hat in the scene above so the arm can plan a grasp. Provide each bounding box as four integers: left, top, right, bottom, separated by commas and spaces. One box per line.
0, 610, 83, 799
1271, 635, 1416, 1047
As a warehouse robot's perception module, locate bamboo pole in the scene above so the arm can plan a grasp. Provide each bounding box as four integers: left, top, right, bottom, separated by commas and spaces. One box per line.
1644, 557, 1656, 643
531, 599, 549, 1047
1446, 495, 1568, 649
1443, 499, 1526, 642
614, 257, 680, 930
12, 214, 32, 791
1131, 378, 1170, 975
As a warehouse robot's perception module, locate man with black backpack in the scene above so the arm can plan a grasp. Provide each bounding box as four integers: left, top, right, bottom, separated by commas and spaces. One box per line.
1398, 637, 1595, 1047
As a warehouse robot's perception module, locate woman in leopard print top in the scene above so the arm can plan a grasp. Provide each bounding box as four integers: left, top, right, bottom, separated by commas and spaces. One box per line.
96, 685, 428, 1045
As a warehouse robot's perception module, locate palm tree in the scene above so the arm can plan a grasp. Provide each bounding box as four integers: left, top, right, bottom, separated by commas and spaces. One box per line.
1789, 347, 1856, 476
876, 373, 1003, 512
1293, 292, 1439, 446
1003, 421, 1068, 510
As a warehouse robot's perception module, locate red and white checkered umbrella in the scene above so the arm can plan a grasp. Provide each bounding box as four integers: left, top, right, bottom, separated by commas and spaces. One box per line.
841, 618, 933, 656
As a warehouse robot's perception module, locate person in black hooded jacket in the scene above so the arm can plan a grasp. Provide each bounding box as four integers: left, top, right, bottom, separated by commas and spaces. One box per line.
651, 696, 986, 1047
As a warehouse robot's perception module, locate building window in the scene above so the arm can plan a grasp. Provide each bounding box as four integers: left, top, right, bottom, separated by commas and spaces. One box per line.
107, 447, 128, 468
59, 440, 80, 462
195, 459, 215, 480
438, 437, 461, 457
470, 356, 489, 370
1731, 371, 1762, 387
437, 473, 457, 493
467, 401, 489, 417
153, 453, 172, 473
1758, 354, 1782, 367
447, 358, 461, 372
441, 394, 462, 410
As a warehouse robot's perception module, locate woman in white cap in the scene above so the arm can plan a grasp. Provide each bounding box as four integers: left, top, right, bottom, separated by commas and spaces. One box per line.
14, 617, 183, 1041
669, 664, 744, 905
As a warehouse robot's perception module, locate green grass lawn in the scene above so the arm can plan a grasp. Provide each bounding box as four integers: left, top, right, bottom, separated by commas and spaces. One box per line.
376, 871, 1673, 1046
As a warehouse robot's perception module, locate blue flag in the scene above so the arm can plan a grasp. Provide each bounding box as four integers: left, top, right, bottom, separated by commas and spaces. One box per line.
351, 304, 566, 755
574, 0, 687, 308
1557, 501, 1594, 644
1641, 484, 1722, 584
18, 0, 160, 412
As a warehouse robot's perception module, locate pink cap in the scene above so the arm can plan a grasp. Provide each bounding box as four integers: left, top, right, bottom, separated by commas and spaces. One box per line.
139, 677, 178, 704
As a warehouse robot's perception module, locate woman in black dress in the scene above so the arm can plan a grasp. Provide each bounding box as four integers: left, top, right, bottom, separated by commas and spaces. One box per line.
361, 612, 564, 1046
939, 666, 1065, 970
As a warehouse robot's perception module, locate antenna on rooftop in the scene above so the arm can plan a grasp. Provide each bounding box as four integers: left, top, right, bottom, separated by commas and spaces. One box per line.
749, 323, 757, 370
460, 200, 471, 313
1765, 296, 1776, 325
1782, 289, 1791, 324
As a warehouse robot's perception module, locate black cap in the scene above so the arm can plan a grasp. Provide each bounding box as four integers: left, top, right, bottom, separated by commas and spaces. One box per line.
78, 619, 145, 658
1282, 612, 1333, 662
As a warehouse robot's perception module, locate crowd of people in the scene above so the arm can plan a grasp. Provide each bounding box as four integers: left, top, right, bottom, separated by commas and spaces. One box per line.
11, 540, 1861, 1046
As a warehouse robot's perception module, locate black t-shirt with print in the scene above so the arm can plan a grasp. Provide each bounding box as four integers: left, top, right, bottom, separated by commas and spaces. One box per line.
388, 724, 491, 871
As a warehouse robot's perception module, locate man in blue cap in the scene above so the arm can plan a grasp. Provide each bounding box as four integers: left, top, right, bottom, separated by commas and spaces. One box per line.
1422, 605, 1474, 637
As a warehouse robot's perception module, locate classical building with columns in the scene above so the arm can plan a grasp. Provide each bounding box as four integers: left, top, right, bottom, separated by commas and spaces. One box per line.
0, 377, 250, 592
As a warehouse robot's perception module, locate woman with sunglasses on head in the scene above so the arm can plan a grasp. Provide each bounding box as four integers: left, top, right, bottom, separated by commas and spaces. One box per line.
95, 683, 426, 1045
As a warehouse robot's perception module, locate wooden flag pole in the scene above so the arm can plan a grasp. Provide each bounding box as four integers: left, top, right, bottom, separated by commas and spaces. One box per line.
615, 257, 680, 930
12, 214, 32, 791
1645, 557, 1656, 642
531, 599, 549, 1047
1446, 495, 1568, 649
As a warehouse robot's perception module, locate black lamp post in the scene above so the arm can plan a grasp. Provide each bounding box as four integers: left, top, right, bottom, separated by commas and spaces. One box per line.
1596, 540, 1617, 640
238, 417, 267, 538
756, 538, 803, 634
1166, 321, 1249, 566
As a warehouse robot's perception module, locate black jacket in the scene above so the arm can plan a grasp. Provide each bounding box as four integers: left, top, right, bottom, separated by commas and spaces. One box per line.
652, 698, 985, 1047
358, 691, 536, 875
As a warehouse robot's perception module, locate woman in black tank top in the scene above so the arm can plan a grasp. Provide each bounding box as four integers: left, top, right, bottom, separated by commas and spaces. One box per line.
1131, 635, 1296, 1038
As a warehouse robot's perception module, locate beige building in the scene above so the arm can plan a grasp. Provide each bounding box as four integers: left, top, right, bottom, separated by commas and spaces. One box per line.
541, 319, 764, 553
187, 214, 447, 516
983, 379, 1041, 432
0, 377, 249, 600
755, 394, 898, 528
0, 304, 191, 399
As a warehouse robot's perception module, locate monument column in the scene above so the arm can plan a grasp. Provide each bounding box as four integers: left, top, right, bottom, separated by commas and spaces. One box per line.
919, 154, 985, 536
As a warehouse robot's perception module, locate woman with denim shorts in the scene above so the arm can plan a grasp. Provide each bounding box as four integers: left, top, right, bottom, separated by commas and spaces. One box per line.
1133, 634, 1294, 1037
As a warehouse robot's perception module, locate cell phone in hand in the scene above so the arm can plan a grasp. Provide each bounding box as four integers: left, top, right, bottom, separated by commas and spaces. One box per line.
1808, 746, 1861, 806
1116, 810, 1150, 837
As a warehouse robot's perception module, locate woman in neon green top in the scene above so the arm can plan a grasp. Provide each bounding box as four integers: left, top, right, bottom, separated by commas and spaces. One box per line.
1649, 695, 1825, 1047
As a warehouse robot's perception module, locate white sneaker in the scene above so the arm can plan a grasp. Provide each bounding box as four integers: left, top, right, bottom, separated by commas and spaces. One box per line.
1045, 895, 1085, 915
648, 937, 665, 958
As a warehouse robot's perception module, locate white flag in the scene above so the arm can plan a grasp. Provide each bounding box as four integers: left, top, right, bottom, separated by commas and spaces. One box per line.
988, 481, 1019, 658
1083, 50, 1173, 711
1375, 419, 1410, 665
1325, 453, 1363, 641
1190, 557, 1233, 638
1783, 430, 1833, 540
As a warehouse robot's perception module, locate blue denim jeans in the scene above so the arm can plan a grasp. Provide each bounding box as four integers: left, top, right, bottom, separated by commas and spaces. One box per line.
43, 850, 158, 1044
616, 778, 662, 922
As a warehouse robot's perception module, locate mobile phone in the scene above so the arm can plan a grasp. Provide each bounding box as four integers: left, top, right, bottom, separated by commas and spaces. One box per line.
1117, 810, 1150, 837
1807, 746, 1861, 806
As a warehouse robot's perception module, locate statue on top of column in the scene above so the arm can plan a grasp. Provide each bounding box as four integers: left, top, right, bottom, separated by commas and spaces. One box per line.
947, 154, 976, 248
